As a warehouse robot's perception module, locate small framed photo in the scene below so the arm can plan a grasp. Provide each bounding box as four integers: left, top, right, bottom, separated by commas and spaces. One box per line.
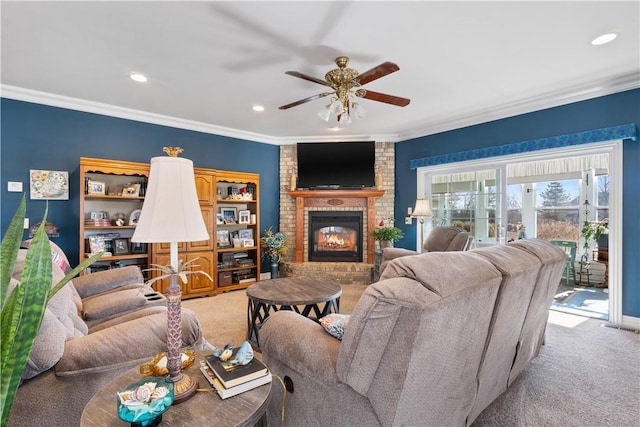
216, 213, 225, 224
87, 180, 106, 195
129, 209, 142, 225
241, 238, 255, 248
88, 235, 106, 254
238, 210, 251, 224
221, 207, 237, 224
108, 185, 123, 196
239, 229, 253, 240
130, 242, 147, 254
113, 238, 130, 255
122, 183, 141, 197
217, 229, 230, 247
232, 238, 242, 248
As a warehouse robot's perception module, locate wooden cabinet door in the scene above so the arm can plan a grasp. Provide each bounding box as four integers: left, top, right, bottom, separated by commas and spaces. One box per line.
153, 241, 187, 254
187, 206, 214, 251
185, 251, 215, 294
194, 173, 214, 204
151, 252, 188, 294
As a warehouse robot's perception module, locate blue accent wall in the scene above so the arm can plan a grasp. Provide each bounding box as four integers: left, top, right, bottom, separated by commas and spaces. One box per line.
394, 89, 640, 318
1, 98, 280, 270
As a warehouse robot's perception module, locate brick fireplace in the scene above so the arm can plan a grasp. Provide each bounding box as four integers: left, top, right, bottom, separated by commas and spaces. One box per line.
278, 142, 395, 284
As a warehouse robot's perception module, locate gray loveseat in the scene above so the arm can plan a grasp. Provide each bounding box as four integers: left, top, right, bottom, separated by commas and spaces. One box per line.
260, 239, 565, 426
8, 241, 205, 426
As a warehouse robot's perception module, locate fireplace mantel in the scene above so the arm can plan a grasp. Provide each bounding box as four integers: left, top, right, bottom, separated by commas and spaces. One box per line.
288, 189, 385, 263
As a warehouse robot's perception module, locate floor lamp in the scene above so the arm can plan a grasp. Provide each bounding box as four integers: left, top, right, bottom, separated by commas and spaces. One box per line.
411, 199, 432, 253
131, 147, 209, 404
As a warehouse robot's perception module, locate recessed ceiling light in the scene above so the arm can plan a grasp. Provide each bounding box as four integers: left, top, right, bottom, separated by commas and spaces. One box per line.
252, 105, 265, 112
591, 33, 617, 46
130, 73, 147, 82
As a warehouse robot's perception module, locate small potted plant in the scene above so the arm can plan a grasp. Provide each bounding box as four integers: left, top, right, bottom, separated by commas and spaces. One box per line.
260, 227, 288, 279
581, 218, 609, 247
370, 219, 404, 248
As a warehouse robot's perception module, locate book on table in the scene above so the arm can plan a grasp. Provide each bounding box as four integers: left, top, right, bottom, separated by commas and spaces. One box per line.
204, 352, 269, 388
200, 364, 272, 399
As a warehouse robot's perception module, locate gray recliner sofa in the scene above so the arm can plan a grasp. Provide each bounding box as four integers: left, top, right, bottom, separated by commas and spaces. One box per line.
260, 239, 565, 426
8, 241, 205, 426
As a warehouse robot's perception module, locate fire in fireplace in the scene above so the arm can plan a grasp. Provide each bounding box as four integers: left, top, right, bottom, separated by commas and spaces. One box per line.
308, 211, 363, 262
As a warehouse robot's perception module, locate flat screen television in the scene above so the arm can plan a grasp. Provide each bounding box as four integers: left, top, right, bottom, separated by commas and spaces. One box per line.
296, 142, 375, 189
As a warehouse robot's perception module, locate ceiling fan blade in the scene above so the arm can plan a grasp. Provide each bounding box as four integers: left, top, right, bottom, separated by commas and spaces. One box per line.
358, 90, 410, 107
355, 62, 400, 85
279, 92, 332, 110
285, 71, 330, 86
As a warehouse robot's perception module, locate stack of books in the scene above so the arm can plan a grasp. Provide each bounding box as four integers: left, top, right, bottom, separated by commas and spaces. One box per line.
200, 352, 271, 399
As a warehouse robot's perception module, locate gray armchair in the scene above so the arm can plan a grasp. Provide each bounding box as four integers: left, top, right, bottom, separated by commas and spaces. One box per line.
379, 226, 473, 274
8, 241, 205, 426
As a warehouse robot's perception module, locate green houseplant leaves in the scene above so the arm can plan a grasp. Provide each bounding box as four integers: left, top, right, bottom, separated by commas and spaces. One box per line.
0, 195, 103, 427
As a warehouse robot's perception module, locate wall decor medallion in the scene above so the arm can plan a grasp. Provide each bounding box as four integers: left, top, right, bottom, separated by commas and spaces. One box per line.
29, 170, 69, 200
328, 199, 344, 206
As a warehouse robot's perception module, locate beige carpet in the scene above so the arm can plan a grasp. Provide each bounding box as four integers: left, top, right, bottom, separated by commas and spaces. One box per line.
183, 284, 640, 426
182, 283, 367, 348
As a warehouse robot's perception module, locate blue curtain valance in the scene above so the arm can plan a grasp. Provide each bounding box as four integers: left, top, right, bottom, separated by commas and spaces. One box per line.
410, 123, 637, 170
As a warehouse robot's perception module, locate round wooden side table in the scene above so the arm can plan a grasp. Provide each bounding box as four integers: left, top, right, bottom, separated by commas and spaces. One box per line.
246, 277, 342, 348
81, 350, 271, 427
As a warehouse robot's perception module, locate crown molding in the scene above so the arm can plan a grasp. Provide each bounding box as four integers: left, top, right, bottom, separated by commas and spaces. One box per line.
0, 85, 400, 145
398, 71, 640, 141
0, 85, 288, 145
3, 71, 638, 145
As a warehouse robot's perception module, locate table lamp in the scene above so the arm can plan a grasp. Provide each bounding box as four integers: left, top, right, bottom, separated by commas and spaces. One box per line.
410, 198, 432, 253
132, 147, 209, 404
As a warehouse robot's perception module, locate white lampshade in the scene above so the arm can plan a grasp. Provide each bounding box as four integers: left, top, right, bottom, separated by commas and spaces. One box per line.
132, 156, 209, 244
411, 198, 432, 217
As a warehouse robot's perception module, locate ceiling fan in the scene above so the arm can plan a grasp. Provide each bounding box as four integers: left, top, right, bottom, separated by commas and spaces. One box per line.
279, 56, 410, 125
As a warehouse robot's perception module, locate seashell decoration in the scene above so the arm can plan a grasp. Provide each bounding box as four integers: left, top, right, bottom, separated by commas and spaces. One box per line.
118, 382, 170, 406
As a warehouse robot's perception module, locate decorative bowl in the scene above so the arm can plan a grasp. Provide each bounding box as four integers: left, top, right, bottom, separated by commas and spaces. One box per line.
117, 377, 174, 427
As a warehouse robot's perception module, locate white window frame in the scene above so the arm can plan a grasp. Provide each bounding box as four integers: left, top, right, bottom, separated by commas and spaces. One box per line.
417, 140, 624, 326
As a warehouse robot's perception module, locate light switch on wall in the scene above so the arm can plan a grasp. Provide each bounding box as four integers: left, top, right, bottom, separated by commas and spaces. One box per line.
405, 217, 412, 224
8, 181, 23, 192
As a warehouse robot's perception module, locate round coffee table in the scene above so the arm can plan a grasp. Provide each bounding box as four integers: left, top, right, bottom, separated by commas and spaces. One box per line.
246, 277, 342, 348
81, 350, 271, 427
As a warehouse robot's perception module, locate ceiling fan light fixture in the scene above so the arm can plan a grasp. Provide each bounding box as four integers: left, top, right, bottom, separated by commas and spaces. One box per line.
338, 113, 352, 127
329, 98, 344, 115
351, 101, 366, 120
318, 107, 331, 122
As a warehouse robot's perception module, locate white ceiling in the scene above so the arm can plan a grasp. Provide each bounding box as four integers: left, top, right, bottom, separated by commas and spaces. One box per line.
2, 1, 638, 145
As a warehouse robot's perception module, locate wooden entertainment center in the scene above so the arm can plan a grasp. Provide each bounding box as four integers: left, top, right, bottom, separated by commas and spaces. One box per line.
79, 157, 260, 299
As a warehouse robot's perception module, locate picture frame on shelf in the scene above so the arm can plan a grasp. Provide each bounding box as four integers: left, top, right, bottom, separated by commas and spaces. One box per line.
129, 209, 142, 225
121, 183, 141, 197
239, 229, 253, 240
130, 242, 147, 254
221, 207, 237, 224
241, 238, 254, 247
216, 213, 225, 224
217, 229, 230, 247
108, 185, 123, 196
88, 235, 106, 254
232, 238, 242, 248
87, 180, 106, 195
113, 238, 130, 255
238, 210, 251, 224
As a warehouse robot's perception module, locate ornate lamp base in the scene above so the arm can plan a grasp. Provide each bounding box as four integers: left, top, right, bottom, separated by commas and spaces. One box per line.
171, 372, 198, 404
